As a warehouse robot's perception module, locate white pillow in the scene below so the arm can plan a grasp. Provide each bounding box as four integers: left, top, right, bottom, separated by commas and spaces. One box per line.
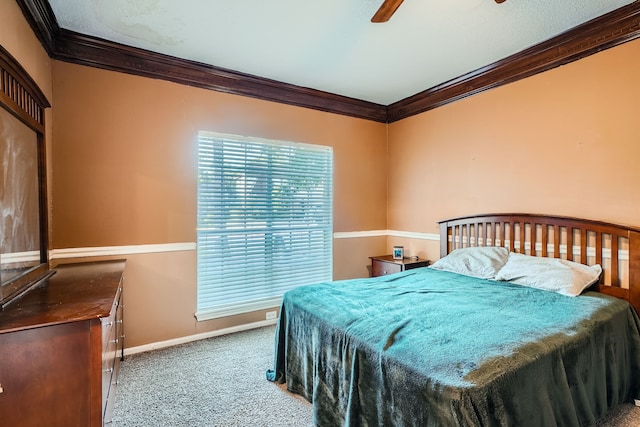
494, 252, 602, 296
429, 246, 510, 279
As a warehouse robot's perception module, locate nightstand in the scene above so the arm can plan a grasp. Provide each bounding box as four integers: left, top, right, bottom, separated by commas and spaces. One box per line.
369, 255, 429, 277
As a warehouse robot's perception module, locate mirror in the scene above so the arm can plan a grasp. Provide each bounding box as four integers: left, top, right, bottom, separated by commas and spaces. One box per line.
0, 45, 50, 309
0, 108, 42, 293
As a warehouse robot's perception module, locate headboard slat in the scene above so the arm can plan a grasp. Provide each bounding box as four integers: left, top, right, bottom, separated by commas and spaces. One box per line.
629, 231, 640, 312
567, 228, 574, 262
611, 236, 619, 287
580, 229, 587, 265
531, 223, 538, 256
595, 232, 603, 275
492, 222, 497, 247
482, 222, 488, 246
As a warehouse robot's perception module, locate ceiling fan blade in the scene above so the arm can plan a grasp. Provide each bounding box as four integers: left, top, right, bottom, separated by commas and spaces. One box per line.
371, 0, 405, 23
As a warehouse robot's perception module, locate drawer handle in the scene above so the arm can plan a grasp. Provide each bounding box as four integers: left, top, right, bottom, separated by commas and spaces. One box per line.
0, 383, 3, 394
117, 320, 123, 324
105, 321, 114, 327
111, 339, 119, 344
104, 367, 113, 374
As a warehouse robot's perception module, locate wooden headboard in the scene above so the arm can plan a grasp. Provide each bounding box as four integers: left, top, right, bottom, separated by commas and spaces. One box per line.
439, 214, 640, 314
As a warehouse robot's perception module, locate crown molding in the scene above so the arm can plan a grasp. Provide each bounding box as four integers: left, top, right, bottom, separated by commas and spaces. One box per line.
52, 29, 389, 123
387, 2, 640, 122
15, 0, 640, 124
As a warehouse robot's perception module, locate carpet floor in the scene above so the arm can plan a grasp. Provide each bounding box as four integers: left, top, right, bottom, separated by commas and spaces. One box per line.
113, 325, 640, 427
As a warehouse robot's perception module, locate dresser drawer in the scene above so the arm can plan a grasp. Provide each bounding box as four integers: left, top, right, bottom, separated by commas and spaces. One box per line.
371, 259, 402, 276
370, 255, 429, 277
103, 346, 121, 424
101, 311, 117, 355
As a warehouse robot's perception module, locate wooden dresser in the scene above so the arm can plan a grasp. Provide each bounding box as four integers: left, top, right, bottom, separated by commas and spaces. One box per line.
0, 260, 125, 426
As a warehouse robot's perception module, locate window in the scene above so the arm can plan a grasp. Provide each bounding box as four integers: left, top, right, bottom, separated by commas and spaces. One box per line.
196, 132, 333, 320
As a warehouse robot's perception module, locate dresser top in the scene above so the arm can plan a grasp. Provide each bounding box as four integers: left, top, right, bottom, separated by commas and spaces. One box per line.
0, 259, 125, 334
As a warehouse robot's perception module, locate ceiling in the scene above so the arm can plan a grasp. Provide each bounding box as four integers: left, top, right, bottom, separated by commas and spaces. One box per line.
46, 0, 634, 106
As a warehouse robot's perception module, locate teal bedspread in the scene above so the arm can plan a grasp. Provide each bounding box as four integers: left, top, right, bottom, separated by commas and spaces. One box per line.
266, 268, 640, 427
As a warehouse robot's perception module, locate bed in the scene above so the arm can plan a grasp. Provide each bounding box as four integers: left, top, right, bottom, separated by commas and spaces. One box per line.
266, 214, 640, 426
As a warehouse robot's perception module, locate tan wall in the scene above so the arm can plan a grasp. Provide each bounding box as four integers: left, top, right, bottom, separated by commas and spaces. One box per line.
51, 61, 388, 347
51, 62, 387, 246
388, 39, 640, 264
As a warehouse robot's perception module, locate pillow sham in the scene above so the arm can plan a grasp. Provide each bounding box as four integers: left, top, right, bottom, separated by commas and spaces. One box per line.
429, 246, 510, 279
494, 252, 602, 297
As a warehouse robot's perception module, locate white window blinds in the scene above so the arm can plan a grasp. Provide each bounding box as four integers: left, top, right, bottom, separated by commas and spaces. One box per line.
196, 132, 333, 320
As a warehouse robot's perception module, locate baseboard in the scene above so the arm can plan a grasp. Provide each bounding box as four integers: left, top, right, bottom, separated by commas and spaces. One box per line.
123, 318, 278, 356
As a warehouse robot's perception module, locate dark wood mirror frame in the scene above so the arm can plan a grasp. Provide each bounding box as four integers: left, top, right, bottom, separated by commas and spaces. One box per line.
0, 44, 51, 309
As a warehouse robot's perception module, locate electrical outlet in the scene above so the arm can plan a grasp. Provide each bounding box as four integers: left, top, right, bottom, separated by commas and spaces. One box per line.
266, 311, 277, 320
